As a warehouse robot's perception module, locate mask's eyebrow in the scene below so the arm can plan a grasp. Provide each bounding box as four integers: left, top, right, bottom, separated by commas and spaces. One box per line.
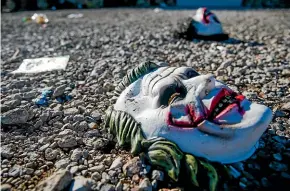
142, 67, 169, 95
149, 67, 178, 96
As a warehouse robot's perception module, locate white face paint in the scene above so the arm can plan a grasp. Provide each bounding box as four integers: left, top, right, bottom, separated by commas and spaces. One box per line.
192, 8, 224, 36
114, 66, 272, 164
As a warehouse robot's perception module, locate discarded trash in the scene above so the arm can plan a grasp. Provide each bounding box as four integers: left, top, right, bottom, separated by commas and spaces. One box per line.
35, 86, 74, 107
31, 13, 49, 24
23, 13, 49, 25
56, 94, 73, 104
35, 89, 53, 106
154, 8, 162, 13
104, 61, 273, 191
12, 56, 70, 74
173, 7, 229, 41
67, 13, 83, 19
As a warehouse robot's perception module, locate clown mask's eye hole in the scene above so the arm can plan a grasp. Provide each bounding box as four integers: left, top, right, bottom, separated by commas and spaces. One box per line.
213, 16, 220, 23
186, 70, 199, 78
168, 92, 181, 105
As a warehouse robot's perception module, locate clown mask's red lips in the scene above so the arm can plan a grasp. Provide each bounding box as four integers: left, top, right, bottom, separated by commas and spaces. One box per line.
167, 88, 245, 128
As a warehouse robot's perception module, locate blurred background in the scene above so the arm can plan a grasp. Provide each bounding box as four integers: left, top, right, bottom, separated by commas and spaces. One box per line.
2, 0, 290, 12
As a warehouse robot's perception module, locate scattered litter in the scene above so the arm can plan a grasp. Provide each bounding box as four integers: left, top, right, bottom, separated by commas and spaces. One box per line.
12, 55, 70, 74
154, 8, 162, 13
23, 13, 49, 25
67, 13, 84, 19
35, 89, 53, 106
56, 95, 73, 104
35, 87, 73, 107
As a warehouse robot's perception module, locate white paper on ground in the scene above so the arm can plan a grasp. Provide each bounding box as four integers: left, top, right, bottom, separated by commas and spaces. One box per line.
12, 55, 70, 73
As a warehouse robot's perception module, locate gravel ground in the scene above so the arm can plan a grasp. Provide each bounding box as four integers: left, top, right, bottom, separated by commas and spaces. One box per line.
1, 8, 290, 191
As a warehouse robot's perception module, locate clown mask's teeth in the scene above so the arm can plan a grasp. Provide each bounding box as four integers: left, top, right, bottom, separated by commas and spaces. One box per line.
211, 95, 236, 117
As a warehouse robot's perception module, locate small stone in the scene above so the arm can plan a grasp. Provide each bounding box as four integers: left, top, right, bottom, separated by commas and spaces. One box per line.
73, 114, 85, 122
93, 139, 106, 149
122, 157, 142, 177
58, 136, 78, 148
109, 157, 123, 170
281, 102, 290, 111
70, 166, 79, 174
81, 170, 88, 176
132, 174, 140, 183
4, 99, 21, 110
35, 170, 72, 191
91, 172, 101, 181
69, 176, 93, 191
40, 112, 50, 122
261, 177, 270, 187
239, 181, 247, 189
103, 158, 112, 166
39, 143, 50, 152
45, 148, 58, 160
275, 110, 287, 117
273, 136, 286, 144
78, 121, 88, 132
1, 145, 14, 159
102, 172, 110, 183
55, 158, 70, 169
89, 164, 105, 173
34, 170, 43, 176
90, 111, 101, 121
64, 108, 79, 116
25, 168, 34, 175
139, 178, 152, 191
273, 153, 282, 161
88, 122, 98, 129
34, 120, 43, 129
58, 129, 75, 137
151, 170, 164, 181
53, 85, 67, 98
40, 126, 49, 132
71, 148, 83, 162
0, 184, 12, 191
84, 129, 100, 138
1, 108, 29, 124
8, 165, 21, 177
100, 184, 115, 191
108, 170, 116, 177
281, 172, 290, 179
269, 161, 288, 172
23, 91, 37, 100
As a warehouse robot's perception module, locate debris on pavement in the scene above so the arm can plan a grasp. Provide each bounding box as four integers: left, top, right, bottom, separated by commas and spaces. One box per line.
35, 89, 53, 106
12, 55, 70, 74
35, 85, 74, 107
67, 13, 84, 19
22, 13, 49, 25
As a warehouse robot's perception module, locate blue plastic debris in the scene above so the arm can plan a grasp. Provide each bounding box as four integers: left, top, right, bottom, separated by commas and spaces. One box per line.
56, 94, 72, 104
35, 97, 49, 106
35, 87, 73, 107
35, 89, 53, 106
41, 89, 53, 97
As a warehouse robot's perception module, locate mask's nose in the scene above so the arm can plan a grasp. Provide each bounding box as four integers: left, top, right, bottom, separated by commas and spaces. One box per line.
183, 74, 216, 99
